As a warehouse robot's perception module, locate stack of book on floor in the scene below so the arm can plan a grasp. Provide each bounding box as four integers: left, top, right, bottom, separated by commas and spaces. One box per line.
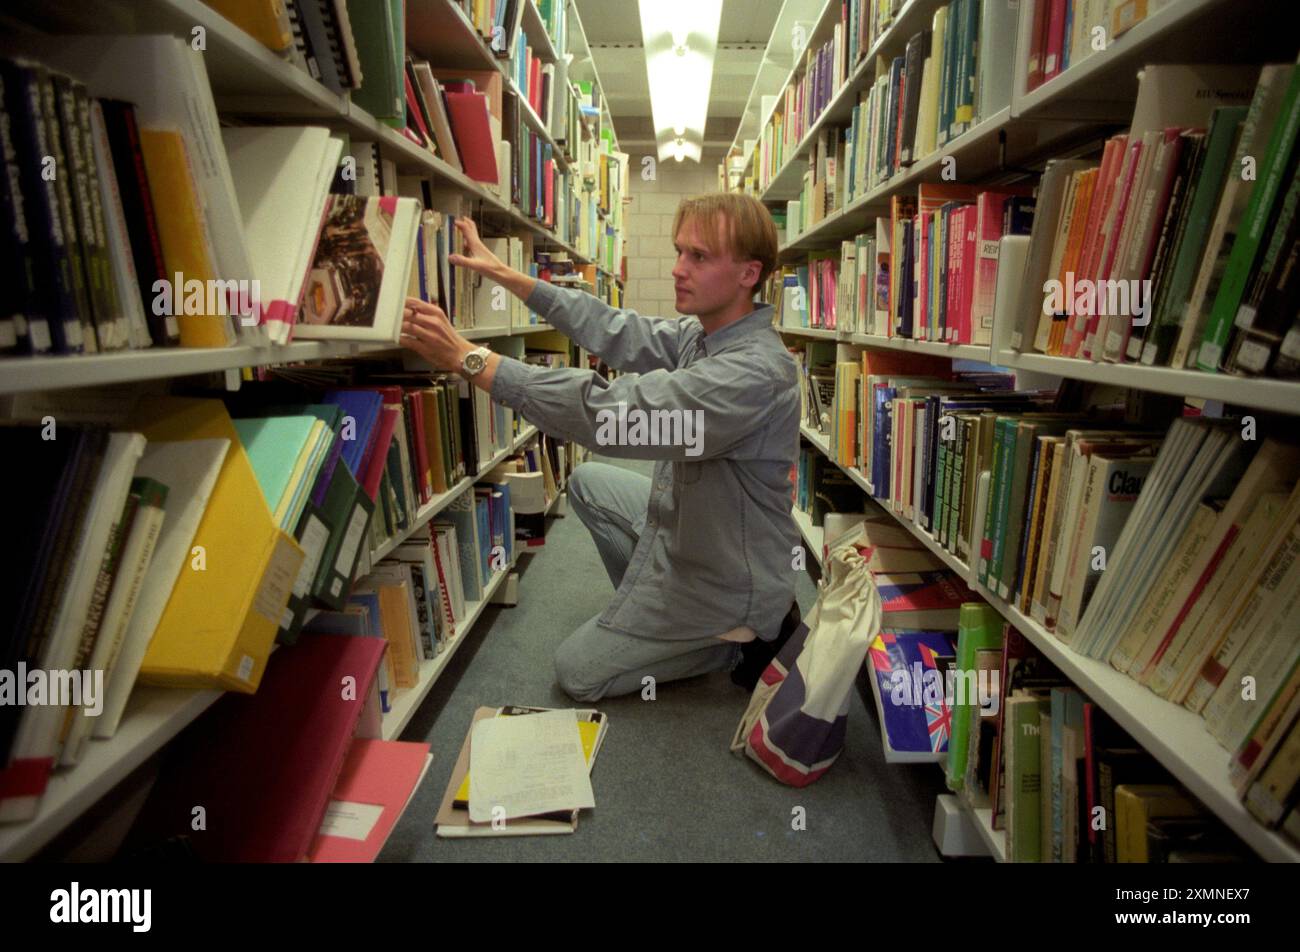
435, 706, 607, 837
1011, 61, 1300, 378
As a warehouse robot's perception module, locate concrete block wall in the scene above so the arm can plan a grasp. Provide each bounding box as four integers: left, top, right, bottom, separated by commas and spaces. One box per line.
621, 156, 723, 319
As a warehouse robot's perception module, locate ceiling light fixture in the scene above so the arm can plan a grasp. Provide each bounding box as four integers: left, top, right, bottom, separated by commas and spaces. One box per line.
639, 0, 721, 164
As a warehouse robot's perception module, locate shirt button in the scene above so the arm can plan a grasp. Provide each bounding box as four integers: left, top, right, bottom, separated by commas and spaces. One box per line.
657, 475, 669, 490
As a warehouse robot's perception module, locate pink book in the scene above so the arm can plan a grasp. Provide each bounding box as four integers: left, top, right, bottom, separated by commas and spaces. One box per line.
971, 193, 1012, 345
957, 206, 979, 344
309, 739, 431, 863
1063, 136, 1126, 356
918, 213, 931, 339
1082, 139, 1144, 359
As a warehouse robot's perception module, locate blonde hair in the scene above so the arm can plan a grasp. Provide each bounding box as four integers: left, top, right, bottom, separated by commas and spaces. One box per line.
671, 193, 778, 287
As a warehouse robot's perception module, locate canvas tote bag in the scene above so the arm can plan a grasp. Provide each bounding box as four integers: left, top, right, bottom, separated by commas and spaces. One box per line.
731, 537, 882, 786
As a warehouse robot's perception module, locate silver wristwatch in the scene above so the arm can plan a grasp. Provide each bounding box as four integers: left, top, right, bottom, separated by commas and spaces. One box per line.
460, 345, 492, 377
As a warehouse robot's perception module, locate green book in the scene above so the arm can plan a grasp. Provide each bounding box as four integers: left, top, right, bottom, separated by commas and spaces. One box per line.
945, 603, 1004, 792
933, 424, 952, 541
346, 0, 405, 126
1006, 693, 1051, 863
1197, 64, 1300, 371
979, 416, 1015, 587
1143, 106, 1247, 366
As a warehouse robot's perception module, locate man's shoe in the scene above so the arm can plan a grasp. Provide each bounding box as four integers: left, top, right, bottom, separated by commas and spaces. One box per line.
731, 601, 801, 691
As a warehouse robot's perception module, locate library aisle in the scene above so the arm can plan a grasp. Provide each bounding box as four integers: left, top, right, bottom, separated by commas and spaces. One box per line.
381, 455, 947, 862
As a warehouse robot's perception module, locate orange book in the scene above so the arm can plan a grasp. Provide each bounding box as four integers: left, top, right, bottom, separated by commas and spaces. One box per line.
1049, 168, 1098, 353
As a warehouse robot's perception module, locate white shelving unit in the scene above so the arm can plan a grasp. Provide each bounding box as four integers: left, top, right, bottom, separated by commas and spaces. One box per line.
0, 0, 601, 862
796, 424, 1300, 863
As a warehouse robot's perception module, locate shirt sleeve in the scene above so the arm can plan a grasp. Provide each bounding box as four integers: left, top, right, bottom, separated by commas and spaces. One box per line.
490, 350, 775, 462
525, 280, 687, 374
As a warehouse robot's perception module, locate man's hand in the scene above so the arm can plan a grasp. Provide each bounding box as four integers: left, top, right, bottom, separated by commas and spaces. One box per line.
401, 298, 475, 372
448, 217, 505, 277
447, 216, 537, 301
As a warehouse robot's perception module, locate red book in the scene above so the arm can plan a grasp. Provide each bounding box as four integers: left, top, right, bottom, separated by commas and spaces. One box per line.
130, 634, 386, 862
361, 407, 399, 501
1044, 0, 1069, 82
529, 54, 542, 115
1026, 0, 1052, 91
308, 739, 430, 862
443, 90, 499, 184
958, 205, 980, 344
407, 392, 432, 504
404, 72, 433, 147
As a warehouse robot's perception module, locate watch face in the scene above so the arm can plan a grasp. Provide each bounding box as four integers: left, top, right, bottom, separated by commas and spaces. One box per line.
465, 351, 486, 373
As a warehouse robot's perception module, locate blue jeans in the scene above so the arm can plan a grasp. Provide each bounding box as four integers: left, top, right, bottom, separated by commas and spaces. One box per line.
555, 462, 741, 702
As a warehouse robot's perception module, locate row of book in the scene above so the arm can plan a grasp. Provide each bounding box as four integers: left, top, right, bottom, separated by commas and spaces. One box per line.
1023, 0, 1158, 94
753, 0, 1016, 199
794, 349, 1300, 847
1013, 61, 1300, 379
822, 512, 1260, 860
772, 185, 1036, 342
0, 359, 572, 823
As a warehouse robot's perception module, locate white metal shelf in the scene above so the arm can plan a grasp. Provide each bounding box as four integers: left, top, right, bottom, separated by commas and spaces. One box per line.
994, 348, 1300, 417
791, 504, 825, 570
776, 325, 841, 340
0, 340, 395, 395
797, 421, 1300, 862
776, 107, 1018, 255
848, 334, 995, 363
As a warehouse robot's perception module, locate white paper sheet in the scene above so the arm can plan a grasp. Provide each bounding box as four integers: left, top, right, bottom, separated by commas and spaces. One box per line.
468, 709, 596, 823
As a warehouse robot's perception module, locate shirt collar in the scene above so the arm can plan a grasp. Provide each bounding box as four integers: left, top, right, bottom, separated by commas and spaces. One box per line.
701, 302, 777, 356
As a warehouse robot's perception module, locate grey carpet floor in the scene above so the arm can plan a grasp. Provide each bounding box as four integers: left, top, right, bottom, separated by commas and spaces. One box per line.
379, 455, 947, 862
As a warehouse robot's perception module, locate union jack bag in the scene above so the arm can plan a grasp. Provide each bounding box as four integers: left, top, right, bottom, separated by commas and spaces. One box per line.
731, 539, 881, 786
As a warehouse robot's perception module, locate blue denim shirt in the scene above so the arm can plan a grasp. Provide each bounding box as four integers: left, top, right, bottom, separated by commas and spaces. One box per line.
489, 280, 801, 642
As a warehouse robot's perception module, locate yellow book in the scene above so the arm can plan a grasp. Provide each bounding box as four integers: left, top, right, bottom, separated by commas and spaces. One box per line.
205, 0, 292, 53
138, 128, 234, 349
131, 397, 305, 691
1115, 784, 1201, 862
275, 420, 327, 528
377, 582, 419, 690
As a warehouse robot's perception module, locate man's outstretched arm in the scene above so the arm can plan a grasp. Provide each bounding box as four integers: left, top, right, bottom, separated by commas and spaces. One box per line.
400, 301, 773, 462
449, 217, 685, 372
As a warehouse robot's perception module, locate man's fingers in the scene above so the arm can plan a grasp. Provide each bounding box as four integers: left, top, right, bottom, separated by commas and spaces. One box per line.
403, 299, 449, 323
400, 320, 439, 347
402, 310, 448, 336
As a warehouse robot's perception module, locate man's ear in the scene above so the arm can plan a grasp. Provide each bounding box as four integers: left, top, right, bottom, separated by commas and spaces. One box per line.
740, 259, 761, 291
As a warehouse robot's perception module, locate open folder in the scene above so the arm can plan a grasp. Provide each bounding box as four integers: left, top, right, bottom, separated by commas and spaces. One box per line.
435, 706, 607, 837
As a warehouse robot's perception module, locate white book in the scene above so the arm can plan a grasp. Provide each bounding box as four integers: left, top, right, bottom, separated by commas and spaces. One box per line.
1093, 425, 1246, 663
435, 525, 466, 626
1202, 540, 1300, 747
1057, 453, 1155, 640
61, 478, 168, 767
1158, 487, 1300, 702
95, 438, 229, 740
976, 0, 1017, 122
1185, 512, 1300, 714
293, 194, 420, 343
0, 432, 144, 821
222, 126, 344, 345
1074, 418, 1199, 655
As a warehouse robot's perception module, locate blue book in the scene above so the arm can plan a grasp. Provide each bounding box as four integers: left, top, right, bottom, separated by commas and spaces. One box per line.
869, 629, 959, 756
322, 390, 382, 478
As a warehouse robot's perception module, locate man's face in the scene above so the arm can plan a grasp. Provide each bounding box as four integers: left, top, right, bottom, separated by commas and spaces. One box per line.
671, 216, 759, 317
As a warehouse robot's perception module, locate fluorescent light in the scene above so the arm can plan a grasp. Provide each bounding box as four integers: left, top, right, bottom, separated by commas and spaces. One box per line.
639, 0, 721, 163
